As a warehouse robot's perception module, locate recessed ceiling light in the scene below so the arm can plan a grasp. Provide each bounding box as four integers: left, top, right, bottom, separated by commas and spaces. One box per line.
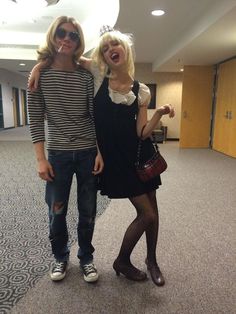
19, 63, 26, 66
151, 10, 165, 16
180, 68, 184, 72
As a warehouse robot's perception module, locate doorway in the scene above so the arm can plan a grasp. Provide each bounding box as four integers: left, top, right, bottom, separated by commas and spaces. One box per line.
21, 89, 28, 125
12, 87, 21, 127
0, 85, 4, 129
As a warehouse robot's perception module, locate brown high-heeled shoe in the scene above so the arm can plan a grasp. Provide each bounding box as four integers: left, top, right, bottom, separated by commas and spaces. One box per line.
145, 259, 165, 286
113, 258, 147, 281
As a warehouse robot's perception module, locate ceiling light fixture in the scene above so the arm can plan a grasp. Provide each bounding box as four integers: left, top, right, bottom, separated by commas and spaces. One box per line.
151, 10, 165, 16
11, 0, 47, 7
10, 0, 59, 7
1, 0, 60, 25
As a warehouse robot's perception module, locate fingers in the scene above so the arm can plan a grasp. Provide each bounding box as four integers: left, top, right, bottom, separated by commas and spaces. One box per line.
169, 110, 175, 118
164, 104, 175, 118
162, 105, 171, 115
38, 170, 54, 181
48, 165, 55, 179
169, 106, 175, 118
38, 162, 54, 181
34, 77, 39, 90
92, 165, 103, 175
92, 159, 104, 175
27, 68, 40, 91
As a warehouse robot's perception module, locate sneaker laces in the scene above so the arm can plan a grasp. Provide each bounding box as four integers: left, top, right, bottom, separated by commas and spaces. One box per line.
83, 263, 96, 275
53, 262, 66, 273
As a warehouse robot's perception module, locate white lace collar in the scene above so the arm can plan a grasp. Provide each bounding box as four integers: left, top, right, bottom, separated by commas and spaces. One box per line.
108, 86, 136, 106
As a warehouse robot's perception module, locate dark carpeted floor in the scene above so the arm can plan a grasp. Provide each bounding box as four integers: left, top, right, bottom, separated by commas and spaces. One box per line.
0, 127, 236, 314
0, 129, 110, 314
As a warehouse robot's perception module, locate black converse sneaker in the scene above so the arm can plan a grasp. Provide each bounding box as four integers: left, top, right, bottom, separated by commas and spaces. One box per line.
50, 261, 67, 281
81, 263, 99, 283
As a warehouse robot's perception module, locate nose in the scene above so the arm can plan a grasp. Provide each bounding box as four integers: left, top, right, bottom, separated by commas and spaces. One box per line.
107, 44, 114, 53
64, 33, 71, 41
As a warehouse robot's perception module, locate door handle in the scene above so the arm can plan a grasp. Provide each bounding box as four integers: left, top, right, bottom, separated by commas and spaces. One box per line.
228, 111, 232, 120
183, 110, 187, 118
224, 111, 229, 119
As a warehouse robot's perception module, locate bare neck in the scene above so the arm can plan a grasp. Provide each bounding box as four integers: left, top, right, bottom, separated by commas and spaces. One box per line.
109, 70, 133, 93
110, 69, 132, 84
51, 55, 77, 71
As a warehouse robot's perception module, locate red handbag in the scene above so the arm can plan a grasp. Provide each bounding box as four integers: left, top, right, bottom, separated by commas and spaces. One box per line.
135, 126, 167, 182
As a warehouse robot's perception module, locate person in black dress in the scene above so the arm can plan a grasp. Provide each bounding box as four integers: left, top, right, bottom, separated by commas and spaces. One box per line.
81, 27, 175, 286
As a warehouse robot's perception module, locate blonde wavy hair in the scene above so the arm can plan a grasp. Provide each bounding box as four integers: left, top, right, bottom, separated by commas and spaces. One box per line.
91, 30, 135, 78
37, 16, 85, 64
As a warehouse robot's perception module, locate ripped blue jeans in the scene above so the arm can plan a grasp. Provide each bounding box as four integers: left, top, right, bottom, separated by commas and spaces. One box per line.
45, 147, 97, 265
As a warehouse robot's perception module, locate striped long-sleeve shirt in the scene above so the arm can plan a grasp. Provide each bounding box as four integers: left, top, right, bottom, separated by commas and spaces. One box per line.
27, 66, 96, 150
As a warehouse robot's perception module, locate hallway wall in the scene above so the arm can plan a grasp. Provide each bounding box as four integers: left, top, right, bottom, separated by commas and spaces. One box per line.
135, 63, 183, 139
0, 69, 27, 128
0, 66, 182, 138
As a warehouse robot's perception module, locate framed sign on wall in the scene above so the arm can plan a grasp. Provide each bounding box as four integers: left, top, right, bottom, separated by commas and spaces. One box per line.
146, 84, 157, 109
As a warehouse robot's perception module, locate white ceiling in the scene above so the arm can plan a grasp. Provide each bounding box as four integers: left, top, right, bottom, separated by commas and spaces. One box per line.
0, 0, 119, 75
1, 0, 236, 76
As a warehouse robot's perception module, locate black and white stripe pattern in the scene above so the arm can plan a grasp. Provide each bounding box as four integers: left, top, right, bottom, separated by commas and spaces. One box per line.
27, 66, 96, 150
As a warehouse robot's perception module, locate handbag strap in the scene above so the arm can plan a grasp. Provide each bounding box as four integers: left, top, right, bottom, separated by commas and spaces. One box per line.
140, 124, 146, 139
136, 125, 146, 165
136, 125, 159, 165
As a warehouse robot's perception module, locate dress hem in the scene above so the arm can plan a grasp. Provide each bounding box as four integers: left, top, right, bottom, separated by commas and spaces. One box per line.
99, 186, 159, 199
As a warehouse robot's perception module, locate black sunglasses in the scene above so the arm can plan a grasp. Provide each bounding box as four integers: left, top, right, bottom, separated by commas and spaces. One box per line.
55, 28, 80, 42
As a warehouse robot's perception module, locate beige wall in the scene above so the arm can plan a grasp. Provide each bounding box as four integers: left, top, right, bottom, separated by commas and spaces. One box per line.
0, 68, 27, 128
135, 63, 183, 139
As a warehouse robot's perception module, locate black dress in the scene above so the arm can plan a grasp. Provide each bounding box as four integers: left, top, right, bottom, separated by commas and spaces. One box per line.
94, 78, 161, 198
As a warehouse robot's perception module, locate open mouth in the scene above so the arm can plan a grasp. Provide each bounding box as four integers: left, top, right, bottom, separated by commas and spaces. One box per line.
110, 52, 119, 62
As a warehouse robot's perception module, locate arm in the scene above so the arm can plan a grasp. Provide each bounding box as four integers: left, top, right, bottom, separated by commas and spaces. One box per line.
27, 81, 54, 181
79, 56, 92, 72
85, 72, 104, 174
93, 144, 104, 175
28, 60, 50, 91
140, 104, 175, 139
136, 91, 174, 139
136, 83, 174, 139
34, 142, 54, 181
136, 96, 150, 137
29, 56, 92, 91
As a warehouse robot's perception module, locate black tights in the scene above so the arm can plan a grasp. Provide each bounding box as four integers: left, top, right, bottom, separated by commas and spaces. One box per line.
116, 191, 159, 266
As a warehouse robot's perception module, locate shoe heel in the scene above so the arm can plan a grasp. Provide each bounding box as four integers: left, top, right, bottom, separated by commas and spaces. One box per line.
113, 258, 147, 281
113, 260, 120, 276
115, 270, 120, 276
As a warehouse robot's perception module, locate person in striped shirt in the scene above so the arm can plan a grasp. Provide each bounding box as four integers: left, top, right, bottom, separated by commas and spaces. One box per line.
27, 16, 103, 283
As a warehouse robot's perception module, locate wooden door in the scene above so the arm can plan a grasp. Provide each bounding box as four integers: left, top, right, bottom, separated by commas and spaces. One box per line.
180, 66, 214, 148
20, 89, 28, 125
212, 59, 236, 157
0, 84, 3, 128
12, 87, 20, 127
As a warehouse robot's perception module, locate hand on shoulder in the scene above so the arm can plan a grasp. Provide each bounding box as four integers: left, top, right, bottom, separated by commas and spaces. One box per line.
28, 61, 48, 91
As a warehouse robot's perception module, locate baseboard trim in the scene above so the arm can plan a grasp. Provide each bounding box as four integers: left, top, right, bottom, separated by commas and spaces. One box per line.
1, 127, 14, 131
166, 138, 179, 141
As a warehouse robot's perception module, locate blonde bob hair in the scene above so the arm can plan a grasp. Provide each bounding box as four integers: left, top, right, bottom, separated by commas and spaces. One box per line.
37, 16, 85, 64
91, 30, 135, 78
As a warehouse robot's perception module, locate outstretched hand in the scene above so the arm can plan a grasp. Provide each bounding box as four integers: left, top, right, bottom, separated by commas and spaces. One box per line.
159, 104, 175, 118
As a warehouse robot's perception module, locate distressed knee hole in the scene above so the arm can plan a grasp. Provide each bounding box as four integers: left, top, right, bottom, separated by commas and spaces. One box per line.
52, 202, 64, 214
